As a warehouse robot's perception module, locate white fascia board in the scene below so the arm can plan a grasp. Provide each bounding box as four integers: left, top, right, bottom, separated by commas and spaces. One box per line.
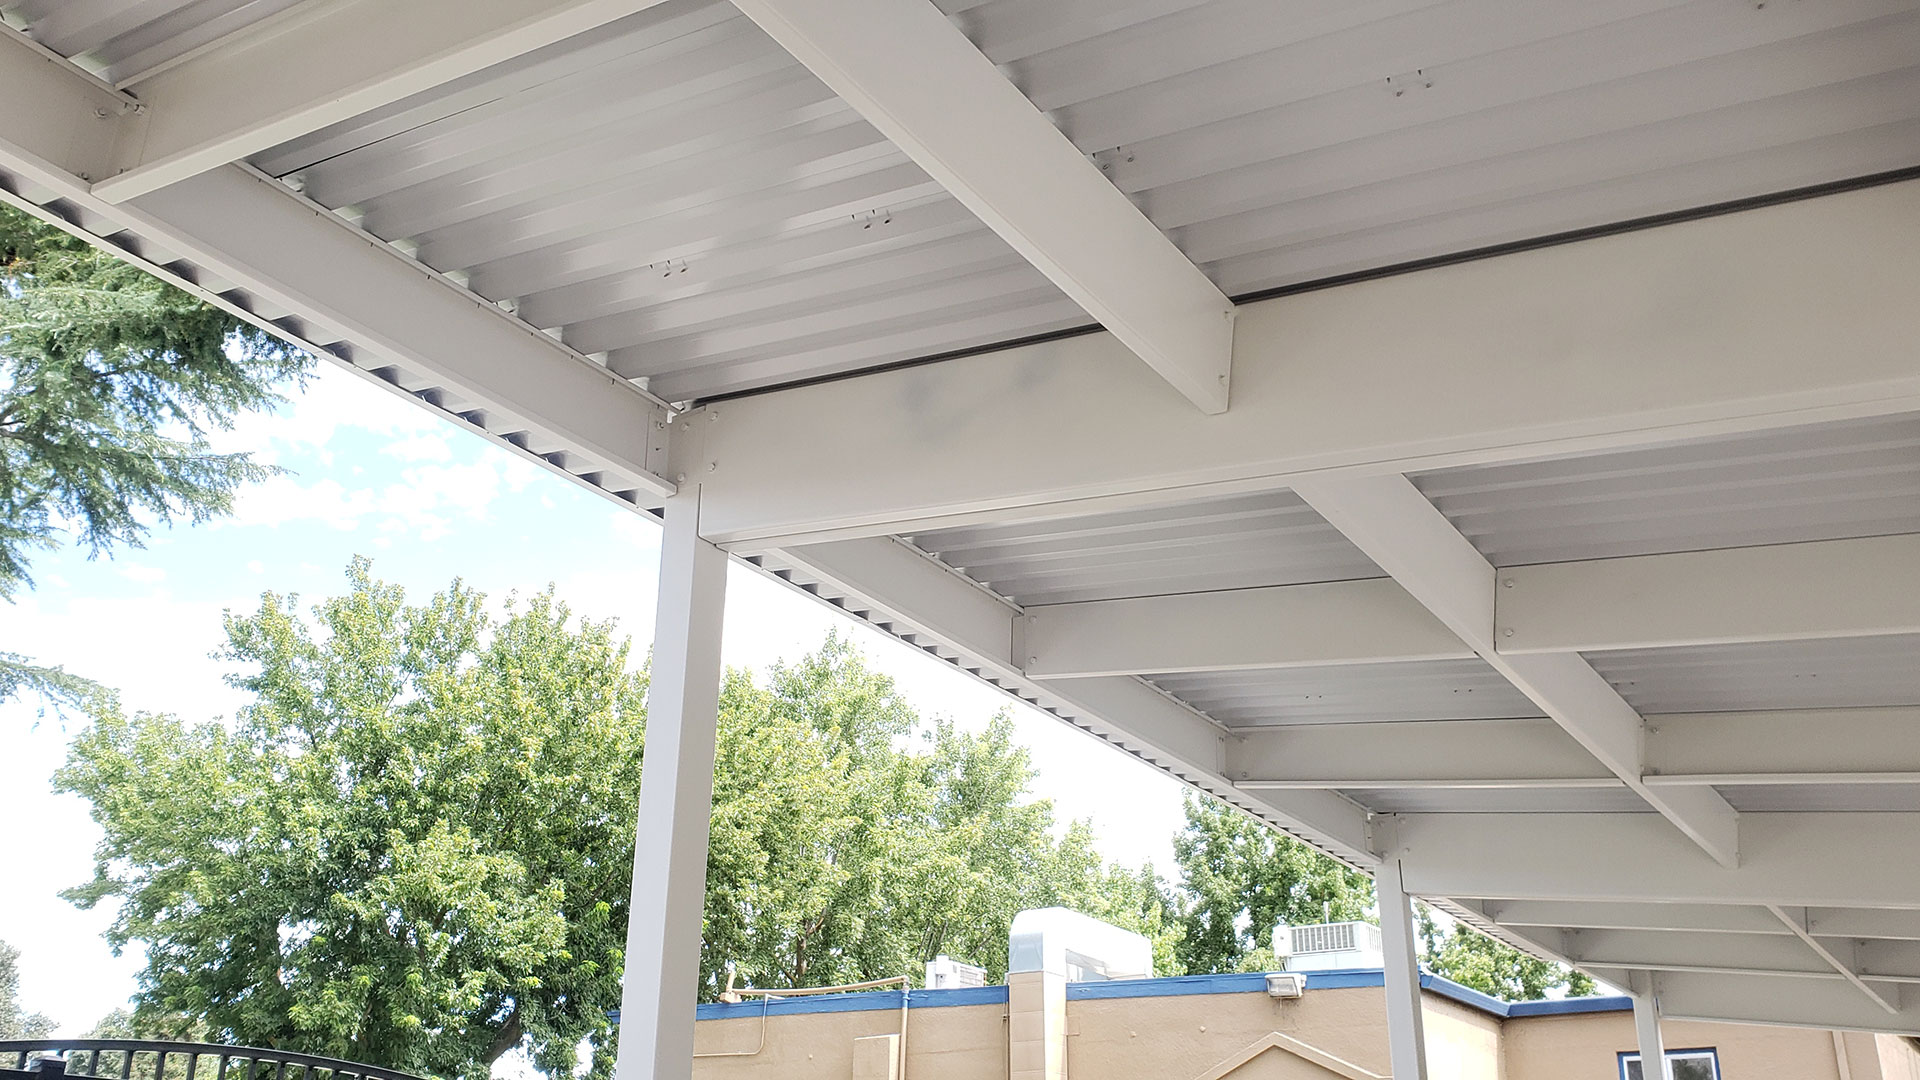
727, 0, 1233, 413
1497, 535, 1920, 654
1393, 812, 1920, 909
1022, 578, 1471, 679
126, 167, 674, 498
1590, 969, 1920, 1035
1291, 472, 1740, 868
1470, 900, 1794, 937
685, 180, 1920, 546
1227, 719, 1611, 789
0, 43, 674, 501
763, 537, 1378, 865
88, 0, 672, 204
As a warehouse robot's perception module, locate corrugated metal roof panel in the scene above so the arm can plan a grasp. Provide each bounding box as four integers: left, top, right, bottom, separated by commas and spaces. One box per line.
1413, 414, 1920, 565
1588, 635, 1920, 714
973, 0, 1920, 297
1343, 786, 1649, 815
907, 489, 1381, 606
10, 0, 1920, 397
1150, 659, 1545, 728
4, 0, 309, 85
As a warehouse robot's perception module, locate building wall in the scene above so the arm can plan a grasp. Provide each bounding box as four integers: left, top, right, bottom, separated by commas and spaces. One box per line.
1502, 1012, 1847, 1080
687, 981, 1913, 1080
692, 1001, 1007, 1079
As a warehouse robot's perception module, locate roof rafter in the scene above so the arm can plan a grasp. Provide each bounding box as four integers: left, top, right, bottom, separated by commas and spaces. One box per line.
86, 0, 676, 203
1291, 472, 1741, 867
726, 0, 1235, 413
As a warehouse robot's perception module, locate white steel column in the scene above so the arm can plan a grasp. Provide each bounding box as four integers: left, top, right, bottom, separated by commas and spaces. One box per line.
616, 489, 728, 1080
1630, 974, 1671, 1080
1376, 859, 1429, 1080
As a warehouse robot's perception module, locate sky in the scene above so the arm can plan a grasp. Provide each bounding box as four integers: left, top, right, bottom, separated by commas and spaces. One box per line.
0, 361, 1189, 1036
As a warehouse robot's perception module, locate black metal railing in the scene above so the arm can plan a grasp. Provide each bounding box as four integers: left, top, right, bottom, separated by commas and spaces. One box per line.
0, 1041, 428, 1080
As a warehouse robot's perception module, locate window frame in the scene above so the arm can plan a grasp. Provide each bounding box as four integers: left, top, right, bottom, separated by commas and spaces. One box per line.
1616, 1047, 1722, 1080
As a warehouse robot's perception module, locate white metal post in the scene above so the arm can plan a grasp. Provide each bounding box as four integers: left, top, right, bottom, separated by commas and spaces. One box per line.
615, 488, 728, 1080
1631, 974, 1672, 1080
1376, 858, 1429, 1080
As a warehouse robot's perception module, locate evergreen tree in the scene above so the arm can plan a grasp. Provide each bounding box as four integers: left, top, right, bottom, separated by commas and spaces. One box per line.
1, 203, 308, 705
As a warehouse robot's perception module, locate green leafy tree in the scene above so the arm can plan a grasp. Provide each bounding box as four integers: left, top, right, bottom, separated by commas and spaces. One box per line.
700, 634, 1147, 993
58, 572, 1144, 1079
1169, 794, 1374, 974
0, 938, 54, 1040
1417, 907, 1595, 1002
1, 203, 308, 705
57, 561, 645, 1080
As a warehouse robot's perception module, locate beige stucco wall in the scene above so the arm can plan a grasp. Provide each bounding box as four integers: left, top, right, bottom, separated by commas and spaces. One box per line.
692, 1001, 1006, 1080
1502, 1012, 1848, 1080
689, 984, 1914, 1080
690, 985, 1503, 1080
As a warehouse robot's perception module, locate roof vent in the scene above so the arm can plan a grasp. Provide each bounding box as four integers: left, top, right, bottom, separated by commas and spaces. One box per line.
1274, 921, 1385, 972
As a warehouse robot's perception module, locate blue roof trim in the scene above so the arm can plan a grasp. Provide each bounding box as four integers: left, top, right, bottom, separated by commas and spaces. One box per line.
683, 984, 1009, 1022
1508, 994, 1635, 1017
617, 968, 1636, 1023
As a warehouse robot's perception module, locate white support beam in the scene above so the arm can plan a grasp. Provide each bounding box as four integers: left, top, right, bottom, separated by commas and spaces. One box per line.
1290, 473, 1740, 867
1810, 909, 1920, 942
762, 538, 1379, 865
1646, 708, 1920, 786
1022, 579, 1471, 679
1497, 535, 1920, 654
1473, 900, 1794, 937
1376, 859, 1429, 1080
726, 0, 1234, 413
1393, 812, 1920, 909
1227, 708, 1920, 790
1228, 719, 1611, 790
88, 0, 672, 203
1770, 905, 1903, 1015
683, 180, 1920, 546
1567, 928, 1914, 983
1629, 975, 1671, 1080
1594, 968, 1920, 1035
616, 489, 728, 1080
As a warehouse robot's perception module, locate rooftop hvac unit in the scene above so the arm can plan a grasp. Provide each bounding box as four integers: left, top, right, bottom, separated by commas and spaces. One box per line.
924, 955, 987, 989
1273, 921, 1385, 973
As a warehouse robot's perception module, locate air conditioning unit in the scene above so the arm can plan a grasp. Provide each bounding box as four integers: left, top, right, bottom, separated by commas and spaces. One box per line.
925, 955, 987, 989
1273, 921, 1385, 972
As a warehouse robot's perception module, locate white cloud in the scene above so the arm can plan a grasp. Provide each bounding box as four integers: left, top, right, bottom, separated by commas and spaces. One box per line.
380, 432, 454, 463
246, 560, 265, 574
117, 563, 166, 584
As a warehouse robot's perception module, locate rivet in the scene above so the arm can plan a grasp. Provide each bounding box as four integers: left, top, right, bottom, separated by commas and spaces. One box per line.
1503, 579, 1515, 588
1503, 628, 1515, 638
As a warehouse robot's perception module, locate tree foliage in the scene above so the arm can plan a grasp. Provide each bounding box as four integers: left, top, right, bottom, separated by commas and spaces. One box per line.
57, 568, 1140, 1079
1417, 907, 1596, 1002
0, 938, 54, 1040
1, 203, 308, 705
1167, 794, 1374, 975
57, 561, 644, 1080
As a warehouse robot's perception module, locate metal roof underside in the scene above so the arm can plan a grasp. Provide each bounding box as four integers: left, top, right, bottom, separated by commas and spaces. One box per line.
13, 0, 1918, 399
6, 0, 1920, 1039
